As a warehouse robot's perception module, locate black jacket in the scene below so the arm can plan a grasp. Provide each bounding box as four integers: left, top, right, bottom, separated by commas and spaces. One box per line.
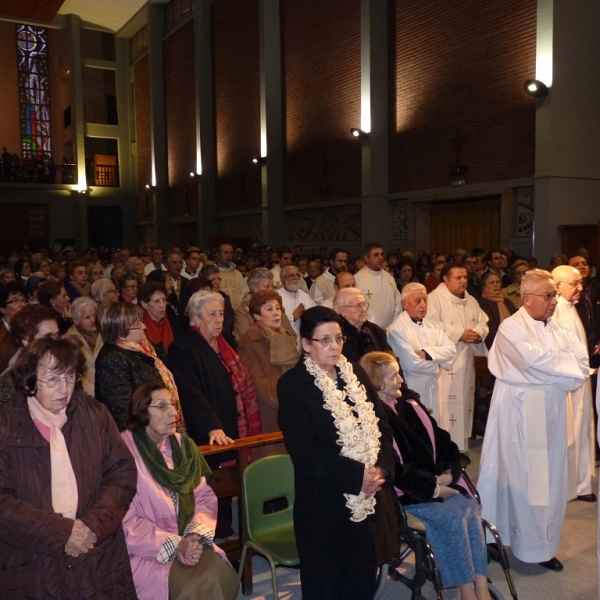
169, 329, 240, 462
383, 390, 462, 506
340, 317, 393, 364
277, 360, 399, 575
95, 344, 161, 430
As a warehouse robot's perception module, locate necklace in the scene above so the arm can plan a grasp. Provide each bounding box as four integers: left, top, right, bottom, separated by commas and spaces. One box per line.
304, 354, 381, 522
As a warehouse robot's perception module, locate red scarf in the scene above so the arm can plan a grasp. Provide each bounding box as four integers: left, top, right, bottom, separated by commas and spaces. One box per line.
143, 311, 175, 352
193, 329, 262, 460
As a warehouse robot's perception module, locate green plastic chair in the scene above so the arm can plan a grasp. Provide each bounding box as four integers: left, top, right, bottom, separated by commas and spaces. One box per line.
237, 454, 299, 598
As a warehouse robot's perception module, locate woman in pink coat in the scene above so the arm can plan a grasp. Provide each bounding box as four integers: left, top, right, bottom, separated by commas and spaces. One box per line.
121, 379, 238, 600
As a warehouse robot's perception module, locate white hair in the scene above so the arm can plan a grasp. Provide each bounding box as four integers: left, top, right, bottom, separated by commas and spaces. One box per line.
400, 282, 426, 301
333, 287, 363, 311
91, 279, 115, 303
520, 269, 553, 296
71, 296, 98, 321
186, 290, 223, 324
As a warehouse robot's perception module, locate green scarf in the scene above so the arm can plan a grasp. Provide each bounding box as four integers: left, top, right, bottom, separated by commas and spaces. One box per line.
132, 429, 212, 535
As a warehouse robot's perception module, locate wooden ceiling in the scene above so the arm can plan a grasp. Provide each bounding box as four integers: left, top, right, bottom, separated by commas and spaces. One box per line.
0, 0, 66, 23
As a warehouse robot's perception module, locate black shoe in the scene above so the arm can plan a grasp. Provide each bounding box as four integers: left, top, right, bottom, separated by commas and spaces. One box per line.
538, 557, 563, 571
459, 452, 471, 467
577, 493, 597, 502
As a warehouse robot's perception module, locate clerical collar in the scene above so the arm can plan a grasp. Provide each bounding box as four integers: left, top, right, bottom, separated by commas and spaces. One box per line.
410, 316, 423, 326
215, 262, 229, 269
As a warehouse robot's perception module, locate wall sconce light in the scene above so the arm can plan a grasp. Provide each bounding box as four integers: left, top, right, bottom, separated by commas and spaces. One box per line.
350, 128, 369, 139
145, 183, 156, 189
252, 157, 266, 165
524, 79, 549, 97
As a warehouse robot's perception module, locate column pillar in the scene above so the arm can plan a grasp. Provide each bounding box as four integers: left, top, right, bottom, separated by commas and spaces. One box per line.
147, 3, 170, 250
259, 0, 286, 247
360, 0, 391, 247
68, 15, 88, 247
533, 0, 600, 264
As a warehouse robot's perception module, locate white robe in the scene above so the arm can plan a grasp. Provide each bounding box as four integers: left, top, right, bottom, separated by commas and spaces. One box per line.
425, 284, 489, 451
271, 265, 309, 293
553, 296, 594, 498
387, 311, 457, 423
277, 287, 315, 348
478, 308, 588, 563
309, 269, 335, 305
354, 267, 402, 330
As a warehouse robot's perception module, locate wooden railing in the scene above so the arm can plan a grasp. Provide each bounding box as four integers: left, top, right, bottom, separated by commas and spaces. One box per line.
198, 431, 285, 596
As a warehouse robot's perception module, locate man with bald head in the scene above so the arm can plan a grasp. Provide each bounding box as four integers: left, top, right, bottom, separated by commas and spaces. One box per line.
478, 270, 588, 570
553, 265, 596, 503
387, 283, 456, 422
333, 287, 393, 364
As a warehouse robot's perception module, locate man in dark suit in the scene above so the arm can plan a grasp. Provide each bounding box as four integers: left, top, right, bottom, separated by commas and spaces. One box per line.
165, 250, 189, 315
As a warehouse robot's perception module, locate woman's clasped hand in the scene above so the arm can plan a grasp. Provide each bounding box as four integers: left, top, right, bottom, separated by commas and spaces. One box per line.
64, 519, 97, 557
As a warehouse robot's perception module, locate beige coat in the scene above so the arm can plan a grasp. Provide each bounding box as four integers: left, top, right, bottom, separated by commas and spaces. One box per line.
237, 322, 299, 455
63, 325, 103, 397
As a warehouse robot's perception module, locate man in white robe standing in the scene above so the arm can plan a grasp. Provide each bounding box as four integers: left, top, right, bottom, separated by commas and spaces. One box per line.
478, 269, 588, 571
552, 265, 596, 503
387, 282, 456, 423
277, 264, 315, 348
309, 248, 348, 305
426, 262, 489, 451
354, 243, 402, 329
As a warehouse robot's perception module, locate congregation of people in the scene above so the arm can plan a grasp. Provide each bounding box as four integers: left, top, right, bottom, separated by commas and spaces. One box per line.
0, 238, 596, 599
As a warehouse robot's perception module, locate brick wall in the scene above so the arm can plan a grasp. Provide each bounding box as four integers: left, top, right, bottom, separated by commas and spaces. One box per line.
164, 20, 198, 219
134, 54, 153, 221
212, 0, 261, 213
0, 22, 23, 156
283, 0, 362, 205
390, 0, 537, 192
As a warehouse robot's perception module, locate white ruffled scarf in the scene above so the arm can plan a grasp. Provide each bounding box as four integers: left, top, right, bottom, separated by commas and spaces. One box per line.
304, 354, 381, 522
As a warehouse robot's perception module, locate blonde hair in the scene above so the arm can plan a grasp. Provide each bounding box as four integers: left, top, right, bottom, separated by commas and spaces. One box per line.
358, 351, 397, 391
96, 302, 144, 344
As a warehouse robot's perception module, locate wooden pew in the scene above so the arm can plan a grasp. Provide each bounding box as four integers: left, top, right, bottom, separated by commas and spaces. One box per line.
198, 431, 286, 596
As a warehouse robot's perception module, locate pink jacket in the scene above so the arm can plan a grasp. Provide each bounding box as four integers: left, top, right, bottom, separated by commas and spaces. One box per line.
121, 430, 226, 600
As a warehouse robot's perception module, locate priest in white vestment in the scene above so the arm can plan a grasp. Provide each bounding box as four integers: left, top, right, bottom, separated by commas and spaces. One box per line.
354, 243, 402, 329
478, 269, 588, 570
426, 263, 489, 451
276, 265, 315, 348
552, 265, 596, 502
387, 283, 456, 423
309, 249, 348, 304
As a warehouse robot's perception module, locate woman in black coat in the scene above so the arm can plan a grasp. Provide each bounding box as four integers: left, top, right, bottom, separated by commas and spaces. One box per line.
277, 307, 399, 600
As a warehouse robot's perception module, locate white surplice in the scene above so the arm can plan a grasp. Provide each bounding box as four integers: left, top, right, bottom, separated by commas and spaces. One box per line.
478, 307, 588, 563
277, 287, 315, 348
553, 296, 594, 498
387, 311, 456, 423
354, 267, 402, 330
271, 265, 309, 293
425, 283, 489, 451
309, 269, 335, 305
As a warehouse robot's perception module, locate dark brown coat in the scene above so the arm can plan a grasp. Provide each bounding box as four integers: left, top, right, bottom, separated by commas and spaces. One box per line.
0, 391, 138, 599
237, 323, 299, 455
0, 319, 19, 373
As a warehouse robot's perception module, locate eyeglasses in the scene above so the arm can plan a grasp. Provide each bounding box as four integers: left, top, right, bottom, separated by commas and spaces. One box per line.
310, 335, 346, 347
556, 280, 583, 287
124, 284, 139, 290
129, 321, 145, 330
148, 400, 177, 413
37, 373, 81, 388
341, 302, 369, 310
527, 291, 558, 301
6, 297, 27, 306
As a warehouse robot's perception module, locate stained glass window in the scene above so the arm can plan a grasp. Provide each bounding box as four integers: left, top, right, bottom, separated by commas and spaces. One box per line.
16, 24, 52, 159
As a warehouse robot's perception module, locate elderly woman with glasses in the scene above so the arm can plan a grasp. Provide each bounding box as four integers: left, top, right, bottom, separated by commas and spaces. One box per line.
0, 337, 138, 599
277, 306, 398, 600
169, 290, 261, 537
0, 281, 29, 372
119, 273, 140, 304
121, 380, 238, 600
333, 287, 394, 364
95, 302, 183, 431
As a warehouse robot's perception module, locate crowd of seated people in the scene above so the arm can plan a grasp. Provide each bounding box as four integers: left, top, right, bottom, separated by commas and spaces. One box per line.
0, 238, 594, 599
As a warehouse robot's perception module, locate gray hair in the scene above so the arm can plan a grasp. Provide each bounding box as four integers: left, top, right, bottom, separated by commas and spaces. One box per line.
333, 287, 363, 311
401, 282, 427, 301
281, 265, 299, 277
200, 264, 220, 277
247, 267, 273, 292
91, 278, 116, 303
71, 296, 99, 321
186, 290, 224, 324
520, 269, 553, 296
123, 256, 141, 275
